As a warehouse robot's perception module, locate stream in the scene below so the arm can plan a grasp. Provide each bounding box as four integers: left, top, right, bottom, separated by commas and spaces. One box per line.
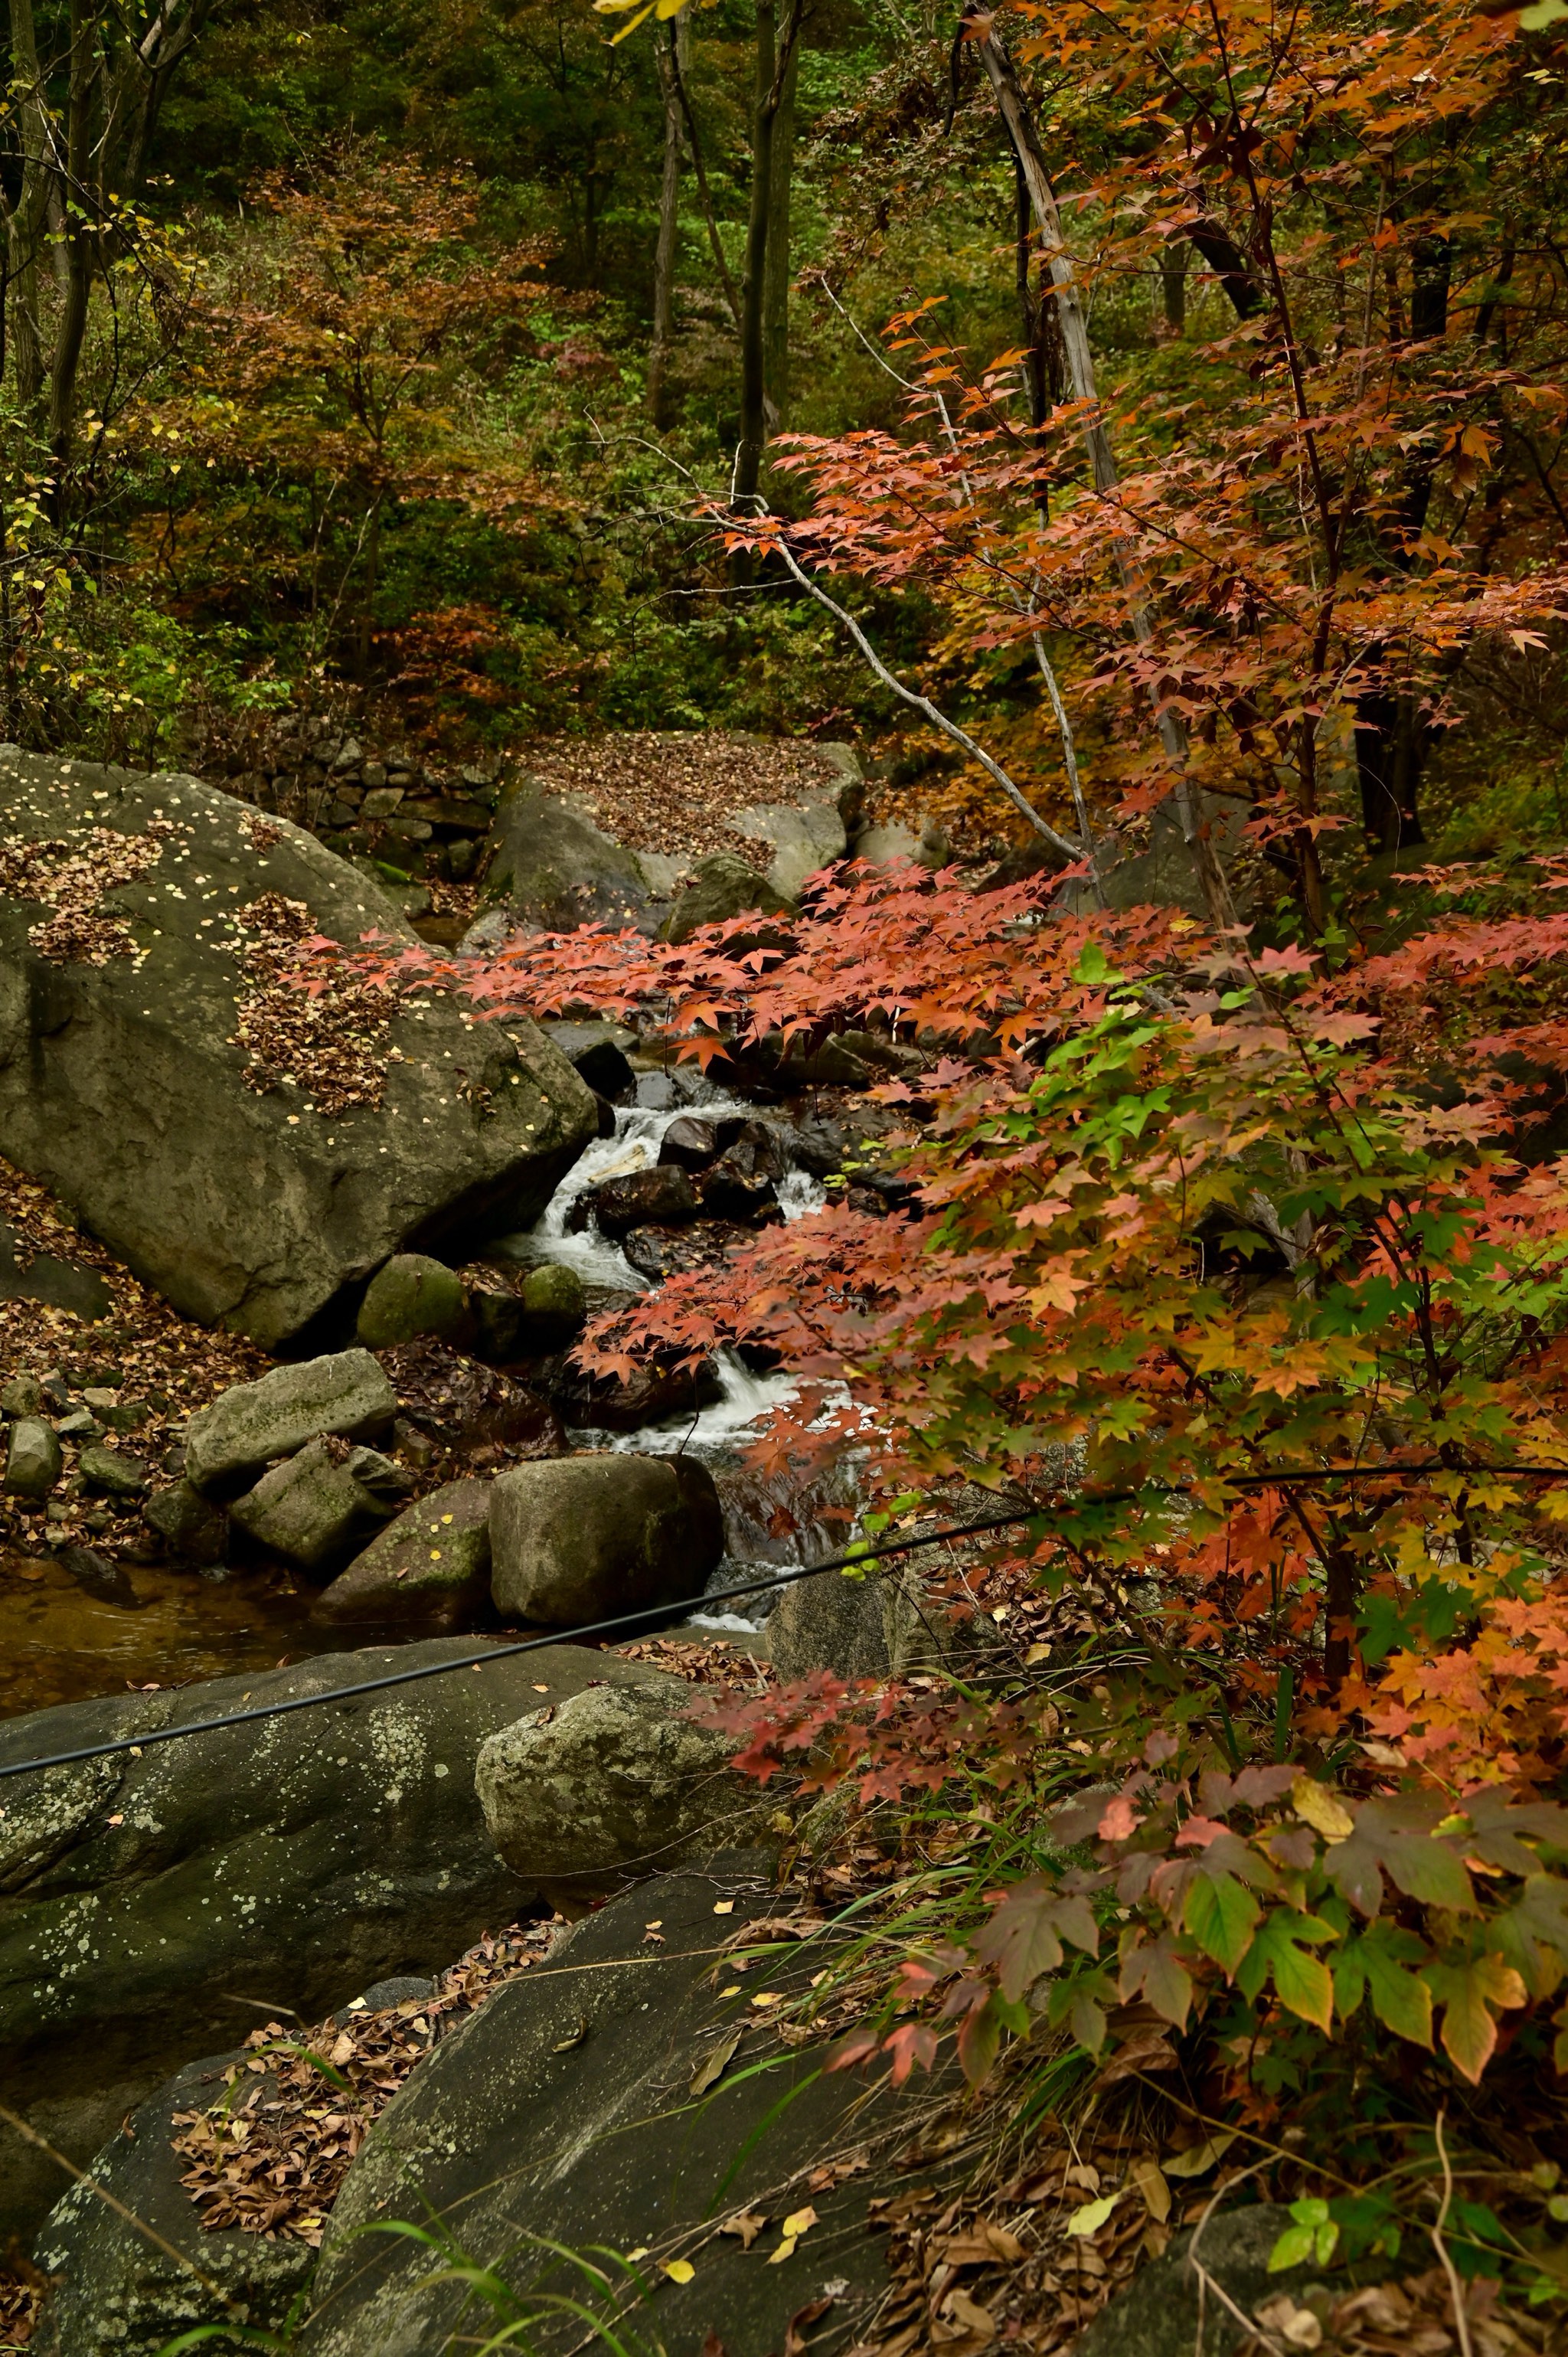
0, 1078, 844, 1715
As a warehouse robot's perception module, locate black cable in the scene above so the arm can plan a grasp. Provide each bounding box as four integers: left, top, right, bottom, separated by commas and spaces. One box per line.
2, 1460, 1562, 1783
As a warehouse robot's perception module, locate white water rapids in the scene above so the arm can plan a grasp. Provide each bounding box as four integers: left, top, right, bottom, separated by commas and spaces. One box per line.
495, 1077, 837, 1626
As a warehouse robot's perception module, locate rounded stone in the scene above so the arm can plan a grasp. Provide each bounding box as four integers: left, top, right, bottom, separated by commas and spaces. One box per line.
357, 1254, 467, 1350
520, 1263, 586, 1340
5, 1417, 61, 1499
488, 1452, 723, 1628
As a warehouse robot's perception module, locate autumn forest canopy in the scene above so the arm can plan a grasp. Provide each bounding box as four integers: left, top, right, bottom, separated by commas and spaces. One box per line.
12, 0, 1568, 2340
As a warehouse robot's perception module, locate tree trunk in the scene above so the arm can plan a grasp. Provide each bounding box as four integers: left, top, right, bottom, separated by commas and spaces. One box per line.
733, 0, 803, 519
974, 22, 1240, 937
763, 32, 799, 429
734, 0, 776, 515
1159, 242, 1187, 338
648, 12, 685, 428
1355, 233, 1451, 852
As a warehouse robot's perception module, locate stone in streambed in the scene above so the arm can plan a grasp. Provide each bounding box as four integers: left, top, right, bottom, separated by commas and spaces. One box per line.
468, 1263, 585, 1365
584, 1165, 698, 1237
77, 1444, 149, 1499
142, 1479, 229, 1566
314, 1479, 492, 1630
520, 1261, 585, 1342
185, 1348, 396, 1496
547, 1355, 725, 1434
657, 1114, 718, 1172
475, 1682, 766, 1904
659, 853, 794, 948
488, 1451, 723, 1627
227, 1437, 397, 1572
5, 1417, 61, 1499
542, 1018, 637, 1101
356, 1254, 466, 1349
0, 752, 598, 1351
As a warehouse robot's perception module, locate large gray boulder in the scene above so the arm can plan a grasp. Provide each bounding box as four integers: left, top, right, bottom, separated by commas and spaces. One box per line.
729, 742, 860, 901
488, 1451, 724, 1626
475, 1679, 766, 1902
481, 788, 659, 934
185, 1348, 397, 1494
0, 749, 597, 1348
0, 1637, 669, 2242
30, 2050, 315, 2357
767, 1564, 942, 1682
296, 1859, 911, 2357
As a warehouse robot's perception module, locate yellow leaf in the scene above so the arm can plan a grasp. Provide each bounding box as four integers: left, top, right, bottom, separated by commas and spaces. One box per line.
662, 2257, 694, 2284
768, 2235, 799, 2265
1065, 2192, 1121, 2237
1164, 2132, 1239, 2179
714, 1900, 735, 1915
1291, 1777, 1354, 1845
782, 2205, 819, 2239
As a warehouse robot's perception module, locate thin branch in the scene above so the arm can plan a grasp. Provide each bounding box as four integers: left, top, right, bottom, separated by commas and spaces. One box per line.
763, 527, 1083, 861
1431, 2112, 1476, 2357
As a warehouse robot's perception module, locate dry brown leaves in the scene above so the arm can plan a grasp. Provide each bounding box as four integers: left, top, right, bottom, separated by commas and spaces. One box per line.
846, 2134, 1155, 2357
172, 1920, 560, 2245
519, 732, 846, 865
0, 2269, 42, 2350
376, 1336, 563, 1465
232, 891, 393, 1115
0, 1156, 266, 1558
616, 1633, 776, 1685
0, 819, 178, 965
1239, 2268, 1548, 2356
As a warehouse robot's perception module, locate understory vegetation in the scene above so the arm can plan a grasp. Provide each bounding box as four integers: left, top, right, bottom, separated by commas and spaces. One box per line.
8, 0, 1568, 2338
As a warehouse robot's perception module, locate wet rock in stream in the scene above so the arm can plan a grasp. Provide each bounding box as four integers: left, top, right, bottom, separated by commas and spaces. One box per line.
312, 1476, 492, 1630
488, 1450, 723, 1626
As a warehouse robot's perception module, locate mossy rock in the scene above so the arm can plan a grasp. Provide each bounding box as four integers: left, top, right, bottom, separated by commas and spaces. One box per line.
357, 1254, 466, 1349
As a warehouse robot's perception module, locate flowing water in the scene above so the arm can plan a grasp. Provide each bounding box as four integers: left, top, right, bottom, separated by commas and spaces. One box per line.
0, 1082, 841, 1715
501, 1086, 840, 1629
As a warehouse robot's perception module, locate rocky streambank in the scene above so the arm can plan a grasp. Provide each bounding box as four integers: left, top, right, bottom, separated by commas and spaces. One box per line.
0, 737, 1380, 2357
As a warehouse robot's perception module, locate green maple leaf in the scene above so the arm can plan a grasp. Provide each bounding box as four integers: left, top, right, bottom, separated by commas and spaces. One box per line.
1183, 1872, 1261, 1976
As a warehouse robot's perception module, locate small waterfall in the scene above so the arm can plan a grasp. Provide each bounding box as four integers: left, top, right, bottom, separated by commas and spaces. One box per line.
496, 1077, 854, 1626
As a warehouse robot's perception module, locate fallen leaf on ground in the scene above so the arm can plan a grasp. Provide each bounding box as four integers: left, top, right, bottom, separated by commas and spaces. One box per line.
662, 2257, 695, 2284
720, 2209, 767, 2249
690, 2025, 743, 2097
1164, 2132, 1238, 2179
785, 2294, 835, 2355
782, 2205, 819, 2240
1129, 2159, 1171, 2221
1065, 2193, 1122, 2237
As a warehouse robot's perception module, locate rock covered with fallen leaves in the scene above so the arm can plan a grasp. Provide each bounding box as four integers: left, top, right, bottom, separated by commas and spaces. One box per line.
0, 1636, 673, 2244
0, 747, 598, 1348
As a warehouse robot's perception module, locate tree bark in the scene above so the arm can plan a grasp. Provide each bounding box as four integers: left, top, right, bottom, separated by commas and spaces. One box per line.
1355, 233, 1450, 852
972, 19, 1240, 937
648, 11, 685, 428
733, 0, 804, 518
1159, 241, 1187, 338
763, 31, 799, 428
